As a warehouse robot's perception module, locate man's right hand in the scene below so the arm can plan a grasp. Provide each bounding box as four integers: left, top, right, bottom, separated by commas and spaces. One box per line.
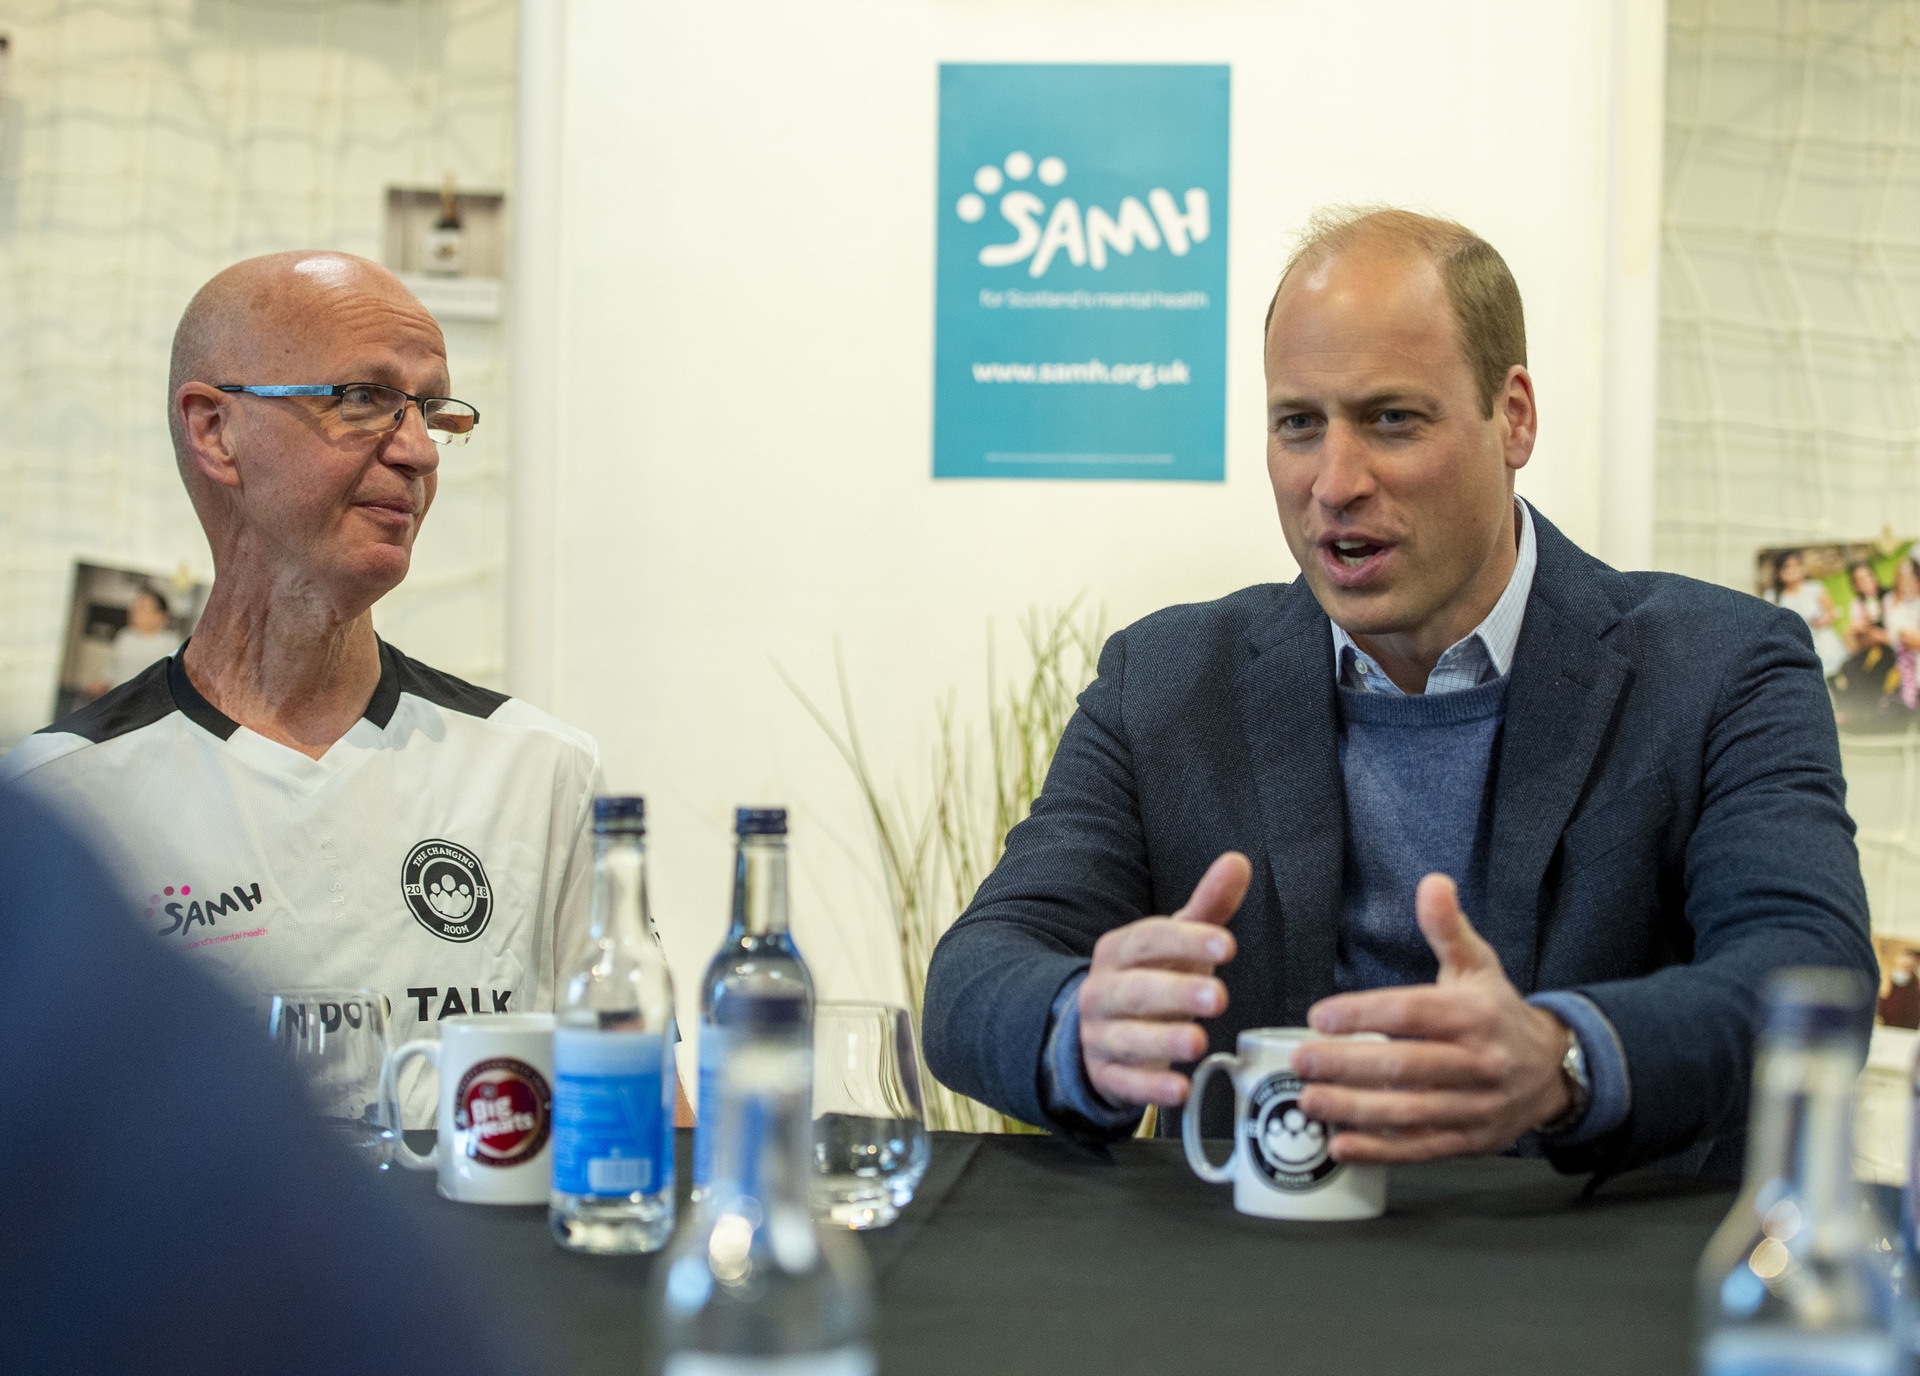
1077, 852, 1252, 1108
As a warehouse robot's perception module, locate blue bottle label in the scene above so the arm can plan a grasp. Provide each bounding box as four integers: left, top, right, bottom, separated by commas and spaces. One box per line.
1704, 1330, 1899, 1376
552, 1029, 670, 1197
693, 1023, 731, 1186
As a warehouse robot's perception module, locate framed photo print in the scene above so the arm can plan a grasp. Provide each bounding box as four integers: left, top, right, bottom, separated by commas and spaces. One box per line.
53, 561, 208, 723
1757, 537, 1920, 734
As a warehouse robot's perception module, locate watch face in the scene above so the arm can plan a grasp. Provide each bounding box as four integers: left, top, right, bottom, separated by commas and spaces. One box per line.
1564, 1036, 1589, 1092
1548, 1033, 1590, 1132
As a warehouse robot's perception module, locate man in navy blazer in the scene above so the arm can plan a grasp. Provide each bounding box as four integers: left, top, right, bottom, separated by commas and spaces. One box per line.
923, 208, 1872, 1179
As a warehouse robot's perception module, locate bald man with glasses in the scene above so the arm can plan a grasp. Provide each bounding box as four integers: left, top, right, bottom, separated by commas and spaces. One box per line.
3, 252, 635, 1127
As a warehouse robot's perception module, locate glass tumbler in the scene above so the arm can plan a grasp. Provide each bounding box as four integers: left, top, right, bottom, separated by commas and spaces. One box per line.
810, 1001, 931, 1229
268, 987, 394, 1169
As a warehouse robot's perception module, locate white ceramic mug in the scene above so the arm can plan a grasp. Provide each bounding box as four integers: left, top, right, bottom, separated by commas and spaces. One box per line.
1182, 1026, 1387, 1221
380, 1013, 555, 1204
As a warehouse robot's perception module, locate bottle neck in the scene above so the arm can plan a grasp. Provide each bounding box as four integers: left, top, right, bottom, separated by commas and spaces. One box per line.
590, 830, 651, 942
1744, 1036, 1865, 1228
731, 836, 790, 938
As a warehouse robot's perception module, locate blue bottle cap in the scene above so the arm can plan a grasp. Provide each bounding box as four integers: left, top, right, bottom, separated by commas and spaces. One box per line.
734, 807, 788, 836
1763, 967, 1869, 1041
593, 795, 646, 832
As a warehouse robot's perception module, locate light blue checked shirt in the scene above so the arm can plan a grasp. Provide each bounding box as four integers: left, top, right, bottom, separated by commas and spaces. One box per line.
1042, 497, 1631, 1147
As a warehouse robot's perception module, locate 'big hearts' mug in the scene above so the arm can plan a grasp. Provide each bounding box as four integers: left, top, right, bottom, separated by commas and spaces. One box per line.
380, 1013, 555, 1204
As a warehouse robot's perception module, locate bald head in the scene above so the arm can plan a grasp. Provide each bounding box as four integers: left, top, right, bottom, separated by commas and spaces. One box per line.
166, 252, 449, 609
1265, 208, 1526, 418
167, 252, 444, 471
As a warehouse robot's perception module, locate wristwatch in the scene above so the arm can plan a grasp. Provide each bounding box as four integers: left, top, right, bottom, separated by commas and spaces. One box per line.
1538, 1027, 1591, 1137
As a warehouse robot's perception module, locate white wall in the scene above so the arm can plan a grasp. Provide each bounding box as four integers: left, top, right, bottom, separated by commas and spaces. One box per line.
539, 0, 1664, 1027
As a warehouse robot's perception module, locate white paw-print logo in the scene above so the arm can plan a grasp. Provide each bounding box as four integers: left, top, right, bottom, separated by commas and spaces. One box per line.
427, 872, 475, 920
1262, 1105, 1328, 1171
955, 150, 1067, 223
952, 149, 1208, 278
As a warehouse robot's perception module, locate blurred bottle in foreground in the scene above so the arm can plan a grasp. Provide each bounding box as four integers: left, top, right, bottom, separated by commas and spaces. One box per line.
658, 1035, 873, 1375
694, 807, 814, 1198
1905, 1033, 1920, 1304
1699, 967, 1905, 1375
550, 796, 677, 1254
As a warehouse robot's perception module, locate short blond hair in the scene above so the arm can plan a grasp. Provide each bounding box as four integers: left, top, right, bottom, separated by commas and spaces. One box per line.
1265, 206, 1527, 418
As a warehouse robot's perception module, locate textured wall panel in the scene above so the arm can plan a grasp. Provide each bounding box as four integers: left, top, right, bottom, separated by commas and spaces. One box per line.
0, 0, 516, 746
1659, 0, 1920, 935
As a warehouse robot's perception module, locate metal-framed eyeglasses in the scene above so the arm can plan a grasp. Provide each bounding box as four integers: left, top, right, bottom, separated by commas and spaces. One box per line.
216, 383, 480, 446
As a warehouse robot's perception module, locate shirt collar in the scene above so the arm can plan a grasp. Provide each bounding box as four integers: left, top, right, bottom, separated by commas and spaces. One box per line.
1329, 496, 1537, 694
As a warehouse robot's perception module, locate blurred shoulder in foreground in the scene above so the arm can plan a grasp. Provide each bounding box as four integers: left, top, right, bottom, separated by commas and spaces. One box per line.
0, 783, 547, 1376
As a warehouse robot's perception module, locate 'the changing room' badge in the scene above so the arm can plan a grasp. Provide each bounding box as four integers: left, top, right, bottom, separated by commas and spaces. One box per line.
1246, 1071, 1340, 1191
402, 838, 493, 943
454, 1057, 551, 1168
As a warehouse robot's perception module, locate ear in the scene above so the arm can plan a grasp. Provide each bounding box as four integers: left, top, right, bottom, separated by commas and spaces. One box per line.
175, 384, 244, 491
1497, 365, 1537, 474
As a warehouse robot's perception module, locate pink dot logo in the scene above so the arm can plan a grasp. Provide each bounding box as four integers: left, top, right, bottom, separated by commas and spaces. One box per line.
180, 885, 191, 895
163, 886, 174, 896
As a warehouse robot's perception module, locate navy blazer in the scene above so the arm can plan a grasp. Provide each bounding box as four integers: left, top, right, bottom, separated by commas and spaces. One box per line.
923, 511, 1874, 1177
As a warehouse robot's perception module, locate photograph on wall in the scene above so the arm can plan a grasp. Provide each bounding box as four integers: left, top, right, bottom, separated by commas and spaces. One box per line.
52, 561, 208, 721
932, 63, 1230, 482
1875, 935, 1920, 1029
1757, 537, 1920, 733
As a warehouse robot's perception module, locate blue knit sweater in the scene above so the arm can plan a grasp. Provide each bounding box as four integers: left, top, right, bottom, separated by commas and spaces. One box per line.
1334, 675, 1509, 992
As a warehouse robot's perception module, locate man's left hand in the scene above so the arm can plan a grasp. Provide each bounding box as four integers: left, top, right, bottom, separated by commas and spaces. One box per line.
1292, 873, 1574, 1163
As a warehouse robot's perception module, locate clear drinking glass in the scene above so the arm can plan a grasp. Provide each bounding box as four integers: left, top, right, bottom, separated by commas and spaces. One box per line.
268, 987, 395, 1169
810, 1001, 930, 1229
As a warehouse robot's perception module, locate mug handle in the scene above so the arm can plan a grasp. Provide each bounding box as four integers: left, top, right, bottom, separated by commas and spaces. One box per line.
380, 1038, 440, 1172
1182, 1052, 1240, 1184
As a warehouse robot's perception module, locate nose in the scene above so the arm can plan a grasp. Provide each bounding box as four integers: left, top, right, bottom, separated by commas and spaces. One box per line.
1311, 419, 1374, 515
380, 398, 442, 478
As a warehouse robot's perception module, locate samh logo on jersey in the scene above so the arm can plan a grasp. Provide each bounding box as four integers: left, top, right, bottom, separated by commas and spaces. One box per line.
953, 148, 1210, 280
402, 839, 492, 943
1246, 1072, 1342, 1191
453, 1057, 550, 1168
147, 880, 266, 940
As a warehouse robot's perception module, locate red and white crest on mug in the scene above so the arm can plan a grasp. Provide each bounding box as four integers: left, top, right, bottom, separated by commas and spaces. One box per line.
453, 1057, 552, 1167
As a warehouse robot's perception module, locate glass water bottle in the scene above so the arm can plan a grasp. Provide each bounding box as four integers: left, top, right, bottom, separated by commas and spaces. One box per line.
1698, 967, 1905, 1375
694, 807, 814, 1196
658, 1036, 873, 1375
550, 796, 678, 1254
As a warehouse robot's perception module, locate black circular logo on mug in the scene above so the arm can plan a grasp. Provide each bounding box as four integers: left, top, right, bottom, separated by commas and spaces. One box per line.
1246, 1071, 1340, 1191
401, 839, 492, 943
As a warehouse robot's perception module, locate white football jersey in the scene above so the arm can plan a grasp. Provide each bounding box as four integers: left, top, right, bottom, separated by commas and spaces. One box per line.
1, 644, 603, 1127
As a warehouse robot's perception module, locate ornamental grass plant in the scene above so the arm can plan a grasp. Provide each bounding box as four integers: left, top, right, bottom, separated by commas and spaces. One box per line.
783, 602, 1108, 1133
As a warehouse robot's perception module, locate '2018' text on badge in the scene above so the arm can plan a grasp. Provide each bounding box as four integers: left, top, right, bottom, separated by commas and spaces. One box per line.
933, 64, 1230, 482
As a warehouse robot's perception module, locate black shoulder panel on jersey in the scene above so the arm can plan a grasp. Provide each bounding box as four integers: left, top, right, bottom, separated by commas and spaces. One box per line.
36, 656, 181, 744
369, 640, 509, 727
166, 650, 243, 740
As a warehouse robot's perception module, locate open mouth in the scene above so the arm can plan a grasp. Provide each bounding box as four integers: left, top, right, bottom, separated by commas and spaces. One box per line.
1327, 537, 1386, 568
1317, 534, 1394, 588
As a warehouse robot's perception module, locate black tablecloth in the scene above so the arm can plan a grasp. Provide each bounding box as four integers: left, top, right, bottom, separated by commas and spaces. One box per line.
383, 1129, 1741, 1375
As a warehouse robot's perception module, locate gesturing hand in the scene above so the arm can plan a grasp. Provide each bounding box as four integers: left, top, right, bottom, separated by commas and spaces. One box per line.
1292, 873, 1574, 1163
1077, 852, 1252, 1108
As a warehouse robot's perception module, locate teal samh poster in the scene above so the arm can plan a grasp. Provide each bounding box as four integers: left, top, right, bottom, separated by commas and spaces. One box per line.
933, 64, 1231, 482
